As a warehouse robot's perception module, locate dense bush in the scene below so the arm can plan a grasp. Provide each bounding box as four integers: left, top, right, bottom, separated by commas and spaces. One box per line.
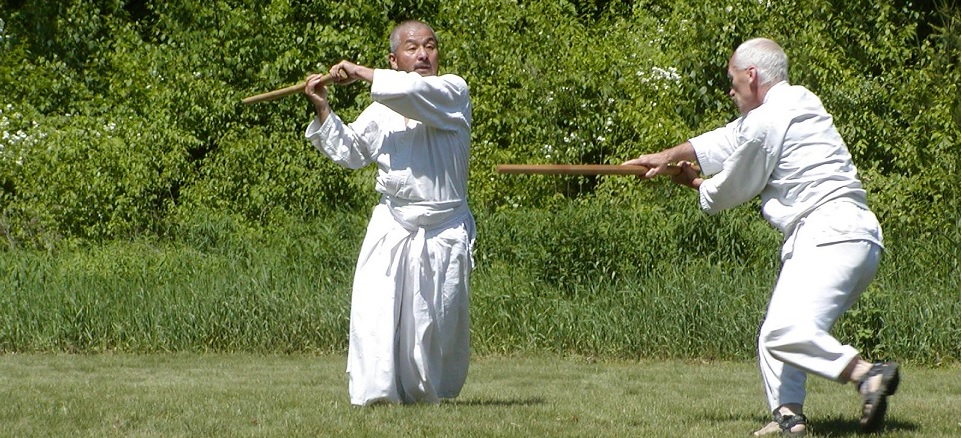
0, 1, 957, 361
0, 0, 957, 241
0, 103, 195, 248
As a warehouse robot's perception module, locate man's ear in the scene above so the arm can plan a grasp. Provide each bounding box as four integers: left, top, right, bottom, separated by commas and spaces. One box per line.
388, 53, 398, 70
747, 66, 760, 88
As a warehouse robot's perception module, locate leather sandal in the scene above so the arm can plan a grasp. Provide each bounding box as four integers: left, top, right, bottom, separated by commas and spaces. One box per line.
857, 361, 900, 432
752, 410, 807, 436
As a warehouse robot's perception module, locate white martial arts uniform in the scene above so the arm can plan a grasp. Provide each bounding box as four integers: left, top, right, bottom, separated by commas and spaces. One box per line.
305, 69, 475, 406
689, 82, 884, 411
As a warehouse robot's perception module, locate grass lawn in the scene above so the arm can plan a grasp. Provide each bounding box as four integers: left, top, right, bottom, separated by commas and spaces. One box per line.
0, 353, 957, 437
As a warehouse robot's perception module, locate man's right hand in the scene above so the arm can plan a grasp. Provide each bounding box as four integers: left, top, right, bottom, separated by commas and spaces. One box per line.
329, 60, 374, 85
622, 153, 671, 179
622, 141, 698, 179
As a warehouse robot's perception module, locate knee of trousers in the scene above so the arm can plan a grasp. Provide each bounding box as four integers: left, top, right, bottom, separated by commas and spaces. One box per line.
758, 320, 820, 354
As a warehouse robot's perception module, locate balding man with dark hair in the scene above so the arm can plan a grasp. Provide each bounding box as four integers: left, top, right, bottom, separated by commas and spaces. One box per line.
624, 38, 898, 435
303, 20, 474, 406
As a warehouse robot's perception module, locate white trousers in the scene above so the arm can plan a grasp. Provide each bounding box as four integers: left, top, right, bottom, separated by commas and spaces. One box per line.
347, 203, 474, 406
758, 202, 883, 411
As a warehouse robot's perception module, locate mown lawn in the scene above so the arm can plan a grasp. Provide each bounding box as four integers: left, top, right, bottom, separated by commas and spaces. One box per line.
0, 353, 957, 437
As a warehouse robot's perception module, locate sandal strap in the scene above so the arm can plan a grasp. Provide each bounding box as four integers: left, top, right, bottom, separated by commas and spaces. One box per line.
774, 410, 808, 432
857, 362, 885, 393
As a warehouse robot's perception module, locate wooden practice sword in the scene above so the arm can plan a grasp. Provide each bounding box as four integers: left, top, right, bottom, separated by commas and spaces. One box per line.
496, 164, 686, 176
242, 73, 337, 105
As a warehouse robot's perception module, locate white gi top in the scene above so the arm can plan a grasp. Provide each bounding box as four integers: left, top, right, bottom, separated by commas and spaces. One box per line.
305, 69, 472, 228
689, 81, 882, 254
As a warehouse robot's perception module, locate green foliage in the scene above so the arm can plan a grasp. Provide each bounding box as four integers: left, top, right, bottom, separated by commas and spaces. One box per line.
173, 128, 374, 224
0, 1, 957, 362
0, 105, 194, 247
476, 196, 780, 291
440, 0, 699, 210
1, 0, 957, 243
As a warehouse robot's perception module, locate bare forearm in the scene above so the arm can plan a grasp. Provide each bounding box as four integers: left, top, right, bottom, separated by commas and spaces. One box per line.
622, 141, 698, 178
330, 61, 375, 85
315, 103, 331, 123
659, 141, 697, 163
352, 66, 375, 83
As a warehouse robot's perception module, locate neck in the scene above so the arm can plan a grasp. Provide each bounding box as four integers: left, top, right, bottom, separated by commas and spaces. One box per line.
757, 81, 778, 103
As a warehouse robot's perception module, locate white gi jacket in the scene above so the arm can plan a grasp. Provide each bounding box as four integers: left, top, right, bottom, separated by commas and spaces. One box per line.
689, 81, 883, 259
305, 69, 475, 405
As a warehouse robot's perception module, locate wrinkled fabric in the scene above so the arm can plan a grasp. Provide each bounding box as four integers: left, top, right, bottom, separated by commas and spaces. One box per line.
307, 70, 471, 204
689, 82, 869, 238
759, 214, 882, 409
346, 200, 473, 405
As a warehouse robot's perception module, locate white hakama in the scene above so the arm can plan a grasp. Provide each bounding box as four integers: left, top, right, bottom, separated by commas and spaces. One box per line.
347, 199, 473, 405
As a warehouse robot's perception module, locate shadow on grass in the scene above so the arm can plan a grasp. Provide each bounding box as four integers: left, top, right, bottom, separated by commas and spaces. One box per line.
812, 415, 919, 436
445, 396, 546, 407
706, 411, 919, 436
359, 397, 546, 408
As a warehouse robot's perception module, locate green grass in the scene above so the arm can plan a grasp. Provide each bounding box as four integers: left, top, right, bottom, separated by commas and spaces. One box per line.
0, 353, 957, 437
1, 210, 957, 364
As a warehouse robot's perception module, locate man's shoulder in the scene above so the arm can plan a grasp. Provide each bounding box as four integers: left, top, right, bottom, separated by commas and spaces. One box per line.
768, 82, 821, 103
766, 83, 830, 118
438, 73, 469, 89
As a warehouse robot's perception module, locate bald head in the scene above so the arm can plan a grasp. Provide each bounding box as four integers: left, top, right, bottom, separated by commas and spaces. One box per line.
390, 20, 437, 53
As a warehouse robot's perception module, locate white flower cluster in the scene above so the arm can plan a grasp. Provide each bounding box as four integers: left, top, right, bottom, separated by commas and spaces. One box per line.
0, 104, 40, 166
636, 65, 681, 91
92, 121, 118, 138
541, 143, 554, 160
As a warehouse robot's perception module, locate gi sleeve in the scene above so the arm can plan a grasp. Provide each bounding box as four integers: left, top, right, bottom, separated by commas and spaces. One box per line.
304, 107, 380, 169
697, 115, 782, 215
370, 69, 471, 131
689, 119, 740, 176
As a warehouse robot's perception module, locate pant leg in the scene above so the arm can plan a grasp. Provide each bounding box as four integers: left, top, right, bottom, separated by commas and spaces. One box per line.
758, 238, 882, 410
347, 207, 408, 406
397, 219, 474, 403
433, 223, 473, 399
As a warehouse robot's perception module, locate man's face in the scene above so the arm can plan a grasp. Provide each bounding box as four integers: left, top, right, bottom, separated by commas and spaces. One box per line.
727, 56, 761, 115
389, 24, 439, 76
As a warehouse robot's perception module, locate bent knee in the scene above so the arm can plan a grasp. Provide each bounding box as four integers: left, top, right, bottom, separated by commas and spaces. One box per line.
759, 321, 822, 351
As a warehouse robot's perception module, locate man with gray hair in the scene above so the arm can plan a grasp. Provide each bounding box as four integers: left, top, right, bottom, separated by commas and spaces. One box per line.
623, 38, 898, 435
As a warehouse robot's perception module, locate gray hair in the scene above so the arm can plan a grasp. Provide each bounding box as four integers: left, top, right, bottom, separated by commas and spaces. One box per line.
732, 38, 789, 86
389, 20, 437, 53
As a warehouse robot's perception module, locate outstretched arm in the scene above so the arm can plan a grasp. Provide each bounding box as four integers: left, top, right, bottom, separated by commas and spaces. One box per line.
622, 141, 698, 179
